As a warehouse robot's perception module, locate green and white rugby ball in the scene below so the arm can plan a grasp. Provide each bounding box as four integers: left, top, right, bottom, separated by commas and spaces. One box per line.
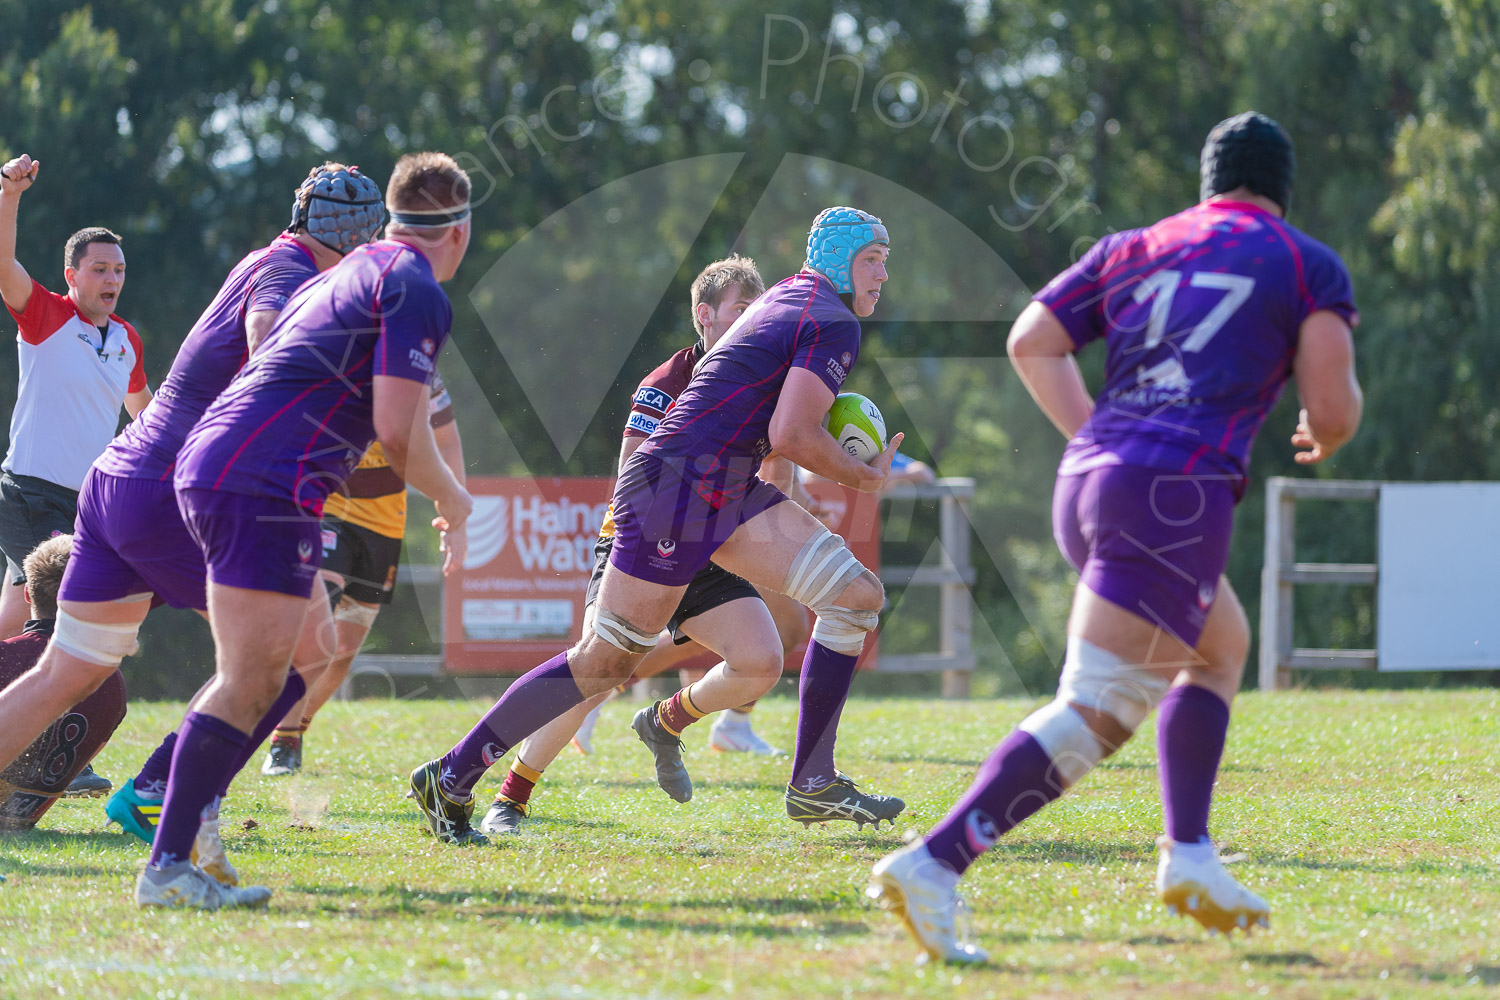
822, 392, 887, 462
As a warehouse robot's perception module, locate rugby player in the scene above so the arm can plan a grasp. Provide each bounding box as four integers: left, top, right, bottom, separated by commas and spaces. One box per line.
260, 373, 465, 776
870, 112, 1362, 962
0, 535, 126, 830
413, 207, 904, 845
139, 151, 473, 910
477, 255, 814, 834
86, 165, 386, 872
0, 163, 385, 905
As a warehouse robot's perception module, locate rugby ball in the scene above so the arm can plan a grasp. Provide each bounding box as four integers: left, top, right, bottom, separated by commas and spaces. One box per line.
823, 392, 887, 462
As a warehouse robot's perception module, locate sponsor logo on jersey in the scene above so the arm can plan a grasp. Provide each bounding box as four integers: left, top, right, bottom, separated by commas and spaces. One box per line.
825, 356, 848, 384
420, 338, 436, 356
964, 810, 1000, 853
656, 538, 676, 558
407, 348, 435, 373
841, 352, 852, 368
297, 540, 314, 562
1198, 580, 1217, 609
321, 528, 338, 553
626, 412, 659, 436
633, 386, 673, 413
480, 742, 504, 767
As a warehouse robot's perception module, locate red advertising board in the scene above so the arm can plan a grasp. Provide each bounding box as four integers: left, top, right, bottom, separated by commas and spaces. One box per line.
443, 475, 880, 674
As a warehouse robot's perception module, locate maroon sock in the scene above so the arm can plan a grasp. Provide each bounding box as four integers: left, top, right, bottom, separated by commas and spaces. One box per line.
657, 688, 706, 736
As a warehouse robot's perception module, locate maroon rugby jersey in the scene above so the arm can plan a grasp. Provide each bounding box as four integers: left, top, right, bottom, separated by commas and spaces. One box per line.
600, 340, 703, 537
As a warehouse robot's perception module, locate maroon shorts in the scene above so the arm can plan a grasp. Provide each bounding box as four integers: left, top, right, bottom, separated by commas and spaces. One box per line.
608, 452, 786, 586
1052, 463, 1237, 646
177, 488, 323, 599
59, 469, 209, 611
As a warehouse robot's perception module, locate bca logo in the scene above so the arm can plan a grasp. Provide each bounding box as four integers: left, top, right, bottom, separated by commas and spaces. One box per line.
297, 540, 314, 562
657, 538, 676, 558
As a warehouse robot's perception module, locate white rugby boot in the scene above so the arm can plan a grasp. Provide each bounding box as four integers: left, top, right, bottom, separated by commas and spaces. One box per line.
135, 863, 271, 911
869, 841, 989, 964
1156, 835, 1270, 934
191, 802, 240, 887
708, 710, 784, 755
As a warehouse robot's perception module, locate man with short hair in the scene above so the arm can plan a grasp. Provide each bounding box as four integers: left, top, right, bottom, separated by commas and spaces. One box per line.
0, 153, 152, 795
68, 164, 388, 862
0, 534, 126, 831
477, 254, 818, 834
413, 207, 905, 845
141, 151, 474, 909
870, 112, 1363, 963
260, 372, 466, 777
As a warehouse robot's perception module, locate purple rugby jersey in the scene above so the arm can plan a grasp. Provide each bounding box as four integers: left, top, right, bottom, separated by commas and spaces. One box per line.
96, 236, 319, 482
636, 269, 861, 506
1035, 200, 1358, 491
173, 239, 451, 514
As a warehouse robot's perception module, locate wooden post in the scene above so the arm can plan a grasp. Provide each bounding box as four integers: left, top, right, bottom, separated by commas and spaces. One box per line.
1258, 479, 1296, 691
939, 486, 973, 699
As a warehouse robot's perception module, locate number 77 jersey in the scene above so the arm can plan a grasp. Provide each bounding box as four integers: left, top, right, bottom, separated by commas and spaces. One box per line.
1035, 199, 1358, 494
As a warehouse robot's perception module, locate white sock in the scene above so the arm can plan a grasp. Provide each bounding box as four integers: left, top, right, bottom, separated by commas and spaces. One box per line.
1171, 837, 1217, 864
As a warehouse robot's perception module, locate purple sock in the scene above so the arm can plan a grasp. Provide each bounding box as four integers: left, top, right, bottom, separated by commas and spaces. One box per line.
437, 652, 583, 799
924, 730, 1065, 875
133, 731, 178, 798
789, 642, 858, 793
1157, 684, 1230, 843
148, 712, 247, 869
218, 668, 308, 798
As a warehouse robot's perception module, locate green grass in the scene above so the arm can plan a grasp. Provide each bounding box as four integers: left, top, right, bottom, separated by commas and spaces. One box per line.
3, 691, 1499, 999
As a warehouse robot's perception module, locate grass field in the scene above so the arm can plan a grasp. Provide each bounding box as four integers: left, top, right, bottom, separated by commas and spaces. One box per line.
2, 691, 1498, 999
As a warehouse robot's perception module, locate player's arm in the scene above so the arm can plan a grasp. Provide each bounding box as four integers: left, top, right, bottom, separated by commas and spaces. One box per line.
373, 375, 472, 562
0, 155, 39, 314
124, 388, 152, 418
430, 417, 467, 573
1007, 300, 1093, 439
768, 368, 903, 494
615, 434, 647, 477
1290, 309, 1362, 465
246, 309, 280, 356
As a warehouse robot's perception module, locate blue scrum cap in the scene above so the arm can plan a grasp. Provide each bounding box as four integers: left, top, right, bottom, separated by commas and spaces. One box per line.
288, 164, 386, 255
804, 207, 889, 294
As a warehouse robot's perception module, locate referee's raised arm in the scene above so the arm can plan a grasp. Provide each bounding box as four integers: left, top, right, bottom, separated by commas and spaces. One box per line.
0, 153, 39, 314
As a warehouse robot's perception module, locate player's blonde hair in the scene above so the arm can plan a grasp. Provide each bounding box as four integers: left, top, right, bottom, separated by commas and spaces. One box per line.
690, 254, 765, 337
22, 534, 72, 620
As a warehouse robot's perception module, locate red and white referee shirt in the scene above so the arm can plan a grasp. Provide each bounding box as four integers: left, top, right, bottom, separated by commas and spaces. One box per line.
4, 279, 146, 491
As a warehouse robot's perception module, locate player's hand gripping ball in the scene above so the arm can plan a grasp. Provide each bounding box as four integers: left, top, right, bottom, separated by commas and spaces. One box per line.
823, 392, 888, 462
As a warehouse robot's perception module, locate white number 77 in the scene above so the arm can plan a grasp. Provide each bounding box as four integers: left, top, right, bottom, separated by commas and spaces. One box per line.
1133, 270, 1255, 352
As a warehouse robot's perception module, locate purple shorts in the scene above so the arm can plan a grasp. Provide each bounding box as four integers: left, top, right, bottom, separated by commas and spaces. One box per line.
608, 452, 787, 586
177, 488, 323, 599
1052, 463, 1236, 646
58, 470, 209, 611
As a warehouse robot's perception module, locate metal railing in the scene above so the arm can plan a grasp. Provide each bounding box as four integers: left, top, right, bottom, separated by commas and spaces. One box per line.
1258, 477, 1379, 690
341, 478, 982, 698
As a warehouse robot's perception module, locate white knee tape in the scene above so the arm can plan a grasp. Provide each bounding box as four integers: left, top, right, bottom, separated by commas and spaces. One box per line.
1057, 636, 1169, 732
333, 596, 380, 629
810, 606, 879, 656
592, 608, 660, 655
1018, 700, 1102, 786
783, 526, 866, 611
53, 609, 142, 668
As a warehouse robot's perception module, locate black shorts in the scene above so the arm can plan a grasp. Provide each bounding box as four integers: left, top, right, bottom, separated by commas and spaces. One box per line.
0, 472, 80, 585
320, 516, 403, 605
586, 535, 760, 644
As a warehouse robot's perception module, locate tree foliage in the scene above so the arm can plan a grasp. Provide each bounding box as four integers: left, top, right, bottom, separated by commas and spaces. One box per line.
0, 1, 1488, 693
